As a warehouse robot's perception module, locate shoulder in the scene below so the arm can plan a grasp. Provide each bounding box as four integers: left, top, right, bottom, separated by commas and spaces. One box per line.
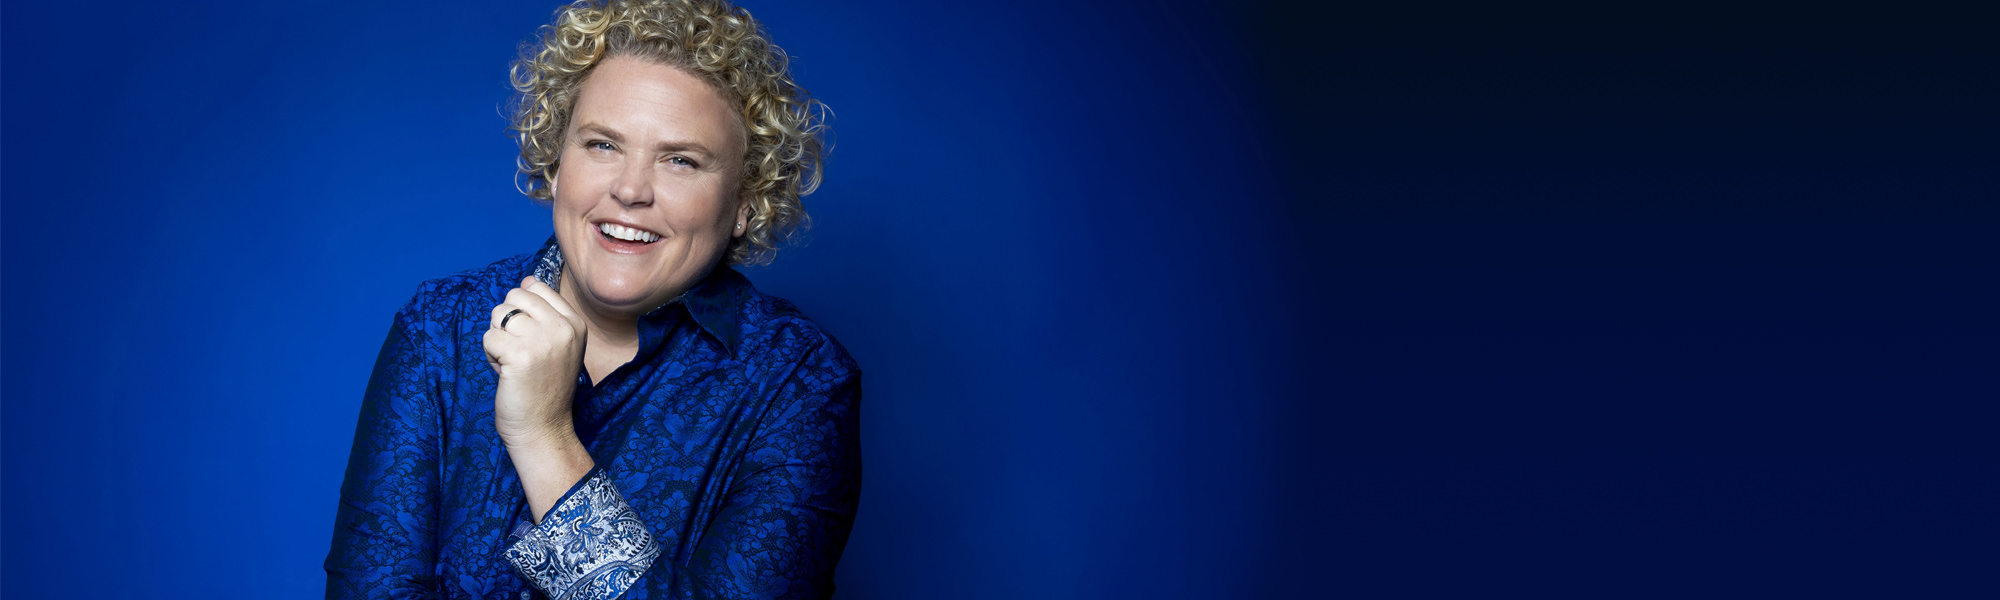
395, 250, 531, 327
727, 276, 860, 382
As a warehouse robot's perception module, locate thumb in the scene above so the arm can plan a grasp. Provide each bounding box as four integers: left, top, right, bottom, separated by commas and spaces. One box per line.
481, 329, 509, 368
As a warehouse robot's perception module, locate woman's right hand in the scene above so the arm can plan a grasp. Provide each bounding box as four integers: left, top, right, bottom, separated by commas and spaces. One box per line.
482, 276, 589, 448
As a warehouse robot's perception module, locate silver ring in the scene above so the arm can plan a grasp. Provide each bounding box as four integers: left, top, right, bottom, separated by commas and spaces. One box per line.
501, 308, 526, 330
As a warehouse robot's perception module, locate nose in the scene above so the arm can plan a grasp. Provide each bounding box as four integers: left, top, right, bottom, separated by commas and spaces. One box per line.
610, 157, 655, 208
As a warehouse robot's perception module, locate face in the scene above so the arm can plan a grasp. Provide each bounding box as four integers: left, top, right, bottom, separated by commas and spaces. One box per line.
552, 55, 748, 321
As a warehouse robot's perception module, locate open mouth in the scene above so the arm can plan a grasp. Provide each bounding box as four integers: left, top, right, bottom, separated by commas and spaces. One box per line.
598, 222, 660, 244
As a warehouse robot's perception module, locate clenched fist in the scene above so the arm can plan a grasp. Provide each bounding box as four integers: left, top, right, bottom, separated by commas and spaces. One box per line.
482, 276, 589, 448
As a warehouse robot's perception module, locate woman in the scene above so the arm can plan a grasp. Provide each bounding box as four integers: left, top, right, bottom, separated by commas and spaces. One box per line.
324, 1, 858, 598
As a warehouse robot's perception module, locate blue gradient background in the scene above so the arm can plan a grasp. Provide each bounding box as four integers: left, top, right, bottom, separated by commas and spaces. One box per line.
4, 1, 1994, 597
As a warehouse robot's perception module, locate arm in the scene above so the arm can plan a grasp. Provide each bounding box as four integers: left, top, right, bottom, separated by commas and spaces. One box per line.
493, 278, 663, 599
483, 277, 598, 522
675, 343, 864, 599
514, 339, 862, 600
498, 414, 663, 600
504, 464, 660, 600
325, 306, 444, 599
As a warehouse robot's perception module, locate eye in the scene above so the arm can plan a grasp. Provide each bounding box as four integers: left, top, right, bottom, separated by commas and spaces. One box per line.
584, 140, 615, 152
667, 156, 698, 168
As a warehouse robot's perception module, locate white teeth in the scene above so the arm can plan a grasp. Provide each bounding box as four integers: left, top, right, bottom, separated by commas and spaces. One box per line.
598, 223, 658, 243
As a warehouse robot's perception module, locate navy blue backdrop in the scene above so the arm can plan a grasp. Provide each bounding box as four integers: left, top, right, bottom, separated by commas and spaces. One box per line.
4, 0, 1994, 597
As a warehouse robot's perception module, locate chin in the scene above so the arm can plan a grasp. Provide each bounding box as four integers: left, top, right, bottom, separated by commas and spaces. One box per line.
582, 277, 666, 309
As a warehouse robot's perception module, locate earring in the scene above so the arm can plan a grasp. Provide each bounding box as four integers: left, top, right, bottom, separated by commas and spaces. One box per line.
735, 222, 743, 230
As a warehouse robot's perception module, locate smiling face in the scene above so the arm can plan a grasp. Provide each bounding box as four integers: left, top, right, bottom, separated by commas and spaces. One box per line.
551, 55, 748, 322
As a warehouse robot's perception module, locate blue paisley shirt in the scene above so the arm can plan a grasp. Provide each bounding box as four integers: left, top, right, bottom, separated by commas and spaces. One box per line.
326, 237, 862, 600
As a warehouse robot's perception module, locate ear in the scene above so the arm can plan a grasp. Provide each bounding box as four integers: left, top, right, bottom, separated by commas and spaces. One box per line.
732, 201, 751, 239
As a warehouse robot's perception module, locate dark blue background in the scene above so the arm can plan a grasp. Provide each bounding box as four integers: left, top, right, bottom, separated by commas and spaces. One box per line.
3, 0, 1993, 597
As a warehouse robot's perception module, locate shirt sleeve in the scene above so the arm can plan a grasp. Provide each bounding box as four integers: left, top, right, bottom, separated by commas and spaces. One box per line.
667, 340, 865, 599
503, 465, 664, 600
325, 305, 446, 599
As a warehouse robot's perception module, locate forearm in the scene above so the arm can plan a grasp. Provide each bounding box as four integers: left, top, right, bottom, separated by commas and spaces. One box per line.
505, 424, 596, 523
502, 436, 660, 600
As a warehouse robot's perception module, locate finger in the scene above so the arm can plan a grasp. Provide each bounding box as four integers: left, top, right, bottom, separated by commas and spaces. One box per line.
483, 329, 527, 377
519, 277, 582, 324
482, 328, 514, 362
490, 303, 536, 336
502, 286, 565, 333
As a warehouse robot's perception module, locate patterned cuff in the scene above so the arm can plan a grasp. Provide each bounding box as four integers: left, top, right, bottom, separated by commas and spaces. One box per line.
504, 466, 662, 600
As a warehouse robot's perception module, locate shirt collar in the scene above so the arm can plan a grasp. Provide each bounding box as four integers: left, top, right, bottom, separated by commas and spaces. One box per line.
527, 235, 749, 355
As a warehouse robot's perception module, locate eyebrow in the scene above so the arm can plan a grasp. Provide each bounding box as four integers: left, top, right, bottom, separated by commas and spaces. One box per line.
574, 123, 719, 158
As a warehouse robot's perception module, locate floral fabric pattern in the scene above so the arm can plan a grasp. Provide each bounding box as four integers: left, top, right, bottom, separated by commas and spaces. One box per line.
504, 467, 661, 600
325, 236, 862, 599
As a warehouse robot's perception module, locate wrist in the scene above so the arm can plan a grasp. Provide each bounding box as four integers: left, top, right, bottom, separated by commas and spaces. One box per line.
505, 425, 597, 524
499, 418, 580, 452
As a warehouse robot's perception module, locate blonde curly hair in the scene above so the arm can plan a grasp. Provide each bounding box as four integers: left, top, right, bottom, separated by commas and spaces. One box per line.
509, 0, 828, 266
